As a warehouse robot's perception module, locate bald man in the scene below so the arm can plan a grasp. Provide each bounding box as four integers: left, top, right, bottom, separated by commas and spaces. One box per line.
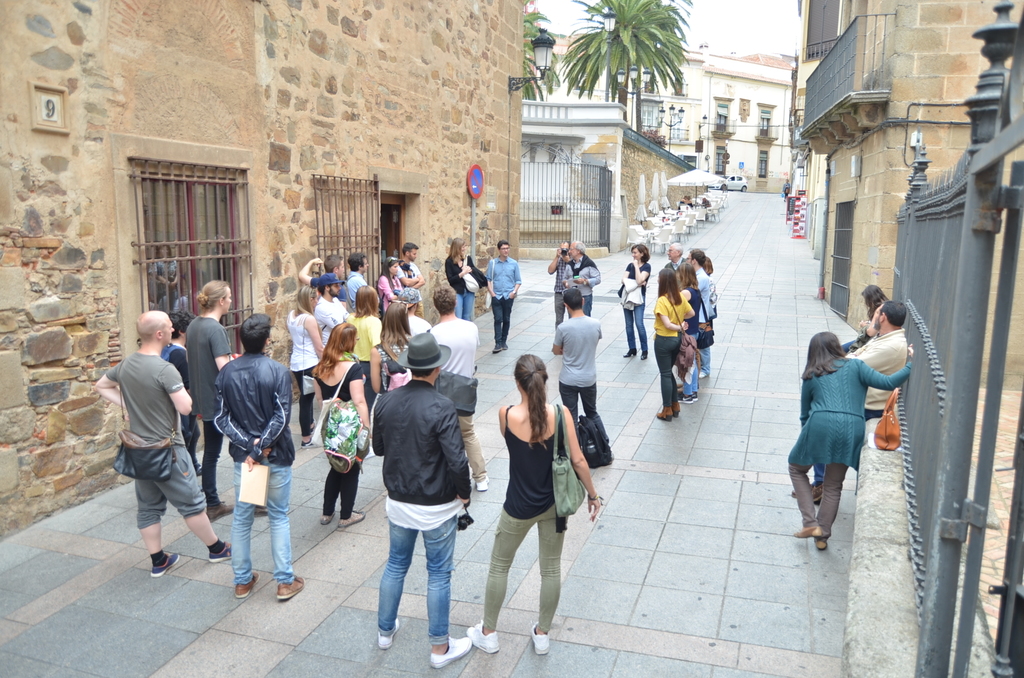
95, 311, 231, 578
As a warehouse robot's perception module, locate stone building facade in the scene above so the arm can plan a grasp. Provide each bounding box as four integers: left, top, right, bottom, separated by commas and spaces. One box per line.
0, 0, 522, 534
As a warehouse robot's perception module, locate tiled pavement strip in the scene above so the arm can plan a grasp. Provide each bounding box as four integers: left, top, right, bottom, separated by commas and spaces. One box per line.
0, 192, 864, 678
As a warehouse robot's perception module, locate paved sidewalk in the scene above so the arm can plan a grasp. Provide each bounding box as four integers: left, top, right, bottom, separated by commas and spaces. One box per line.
0, 192, 857, 678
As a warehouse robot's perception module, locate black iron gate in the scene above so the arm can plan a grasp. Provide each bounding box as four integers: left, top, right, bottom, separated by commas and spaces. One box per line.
312, 174, 381, 283
891, 4, 1024, 675
829, 200, 854, 317
520, 161, 612, 248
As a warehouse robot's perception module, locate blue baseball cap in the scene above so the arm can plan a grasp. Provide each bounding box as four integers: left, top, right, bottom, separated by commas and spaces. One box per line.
311, 273, 342, 287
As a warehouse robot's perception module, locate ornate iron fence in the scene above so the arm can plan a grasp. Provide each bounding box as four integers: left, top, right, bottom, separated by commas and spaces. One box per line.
520, 161, 612, 248
892, 3, 1024, 675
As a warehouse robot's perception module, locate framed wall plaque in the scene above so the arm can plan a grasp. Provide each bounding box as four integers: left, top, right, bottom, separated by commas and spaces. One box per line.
30, 82, 70, 135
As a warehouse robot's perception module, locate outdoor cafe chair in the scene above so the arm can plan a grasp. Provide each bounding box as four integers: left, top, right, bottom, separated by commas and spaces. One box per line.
651, 225, 674, 254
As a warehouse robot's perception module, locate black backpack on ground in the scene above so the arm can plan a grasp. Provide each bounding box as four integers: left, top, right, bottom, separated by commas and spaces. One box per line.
577, 415, 613, 468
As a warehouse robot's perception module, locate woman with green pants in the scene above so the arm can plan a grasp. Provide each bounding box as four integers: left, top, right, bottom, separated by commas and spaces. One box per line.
467, 354, 601, 656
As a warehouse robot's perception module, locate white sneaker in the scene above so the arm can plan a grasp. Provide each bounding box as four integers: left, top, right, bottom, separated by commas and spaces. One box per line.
475, 477, 489, 492
699, 371, 711, 379
378, 618, 400, 650
467, 621, 499, 653
531, 623, 550, 655
430, 636, 472, 669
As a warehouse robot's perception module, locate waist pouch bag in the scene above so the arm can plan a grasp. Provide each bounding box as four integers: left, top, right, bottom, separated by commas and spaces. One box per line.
551, 405, 586, 517
114, 430, 176, 482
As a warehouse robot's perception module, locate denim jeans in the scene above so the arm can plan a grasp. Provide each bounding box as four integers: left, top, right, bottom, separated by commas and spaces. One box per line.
654, 334, 681, 407
682, 338, 700, 396
491, 296, 514, 345
378, 515, 458, 645
201, 420, 225, 507
582, 294, 594, 317
455, 290, 475, 321
231, 462, 294, 585
699, 346, 712, 376
623, 303, 648, 351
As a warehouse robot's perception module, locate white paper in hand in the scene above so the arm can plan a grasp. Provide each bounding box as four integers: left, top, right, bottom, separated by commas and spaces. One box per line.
238, 463, 270, 507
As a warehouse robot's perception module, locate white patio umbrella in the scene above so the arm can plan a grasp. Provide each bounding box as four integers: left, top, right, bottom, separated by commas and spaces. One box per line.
667, 169, 726, 187
648, 173, 660, 214
635, 174, 648, 222
660, 171, 672, 209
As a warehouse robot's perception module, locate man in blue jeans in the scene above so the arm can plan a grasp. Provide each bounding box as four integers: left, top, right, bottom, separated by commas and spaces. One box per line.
214, 314, 304, 602
486, 240, 521, 353
373, 333, 474, 669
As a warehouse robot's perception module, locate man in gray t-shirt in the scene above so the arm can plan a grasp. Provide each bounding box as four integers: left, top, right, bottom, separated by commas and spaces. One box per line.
552, 288, 603, 429
94, 311, 231, 578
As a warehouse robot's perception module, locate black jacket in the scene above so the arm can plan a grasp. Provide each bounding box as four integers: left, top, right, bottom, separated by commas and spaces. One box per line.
213, 353, 296, 466
373, 380, 471, 505
445, 256, 484, 295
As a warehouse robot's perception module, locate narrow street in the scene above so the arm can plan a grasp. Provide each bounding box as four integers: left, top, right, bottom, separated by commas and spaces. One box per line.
0, 192, 856, 677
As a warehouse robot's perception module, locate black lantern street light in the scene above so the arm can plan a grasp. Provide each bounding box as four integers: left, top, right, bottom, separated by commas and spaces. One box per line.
616, 66, 651, 131
659, 104, 684, 153
603, 9, 617, 102
509, 28, 556, 93
700, 114, 710, 171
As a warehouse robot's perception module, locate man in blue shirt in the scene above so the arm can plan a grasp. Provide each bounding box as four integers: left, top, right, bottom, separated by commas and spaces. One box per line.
346, 252, 368, 308
486, 240, 521, 353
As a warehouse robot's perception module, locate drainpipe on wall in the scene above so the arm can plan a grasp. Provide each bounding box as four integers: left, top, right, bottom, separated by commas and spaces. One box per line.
818, 150, 836, 299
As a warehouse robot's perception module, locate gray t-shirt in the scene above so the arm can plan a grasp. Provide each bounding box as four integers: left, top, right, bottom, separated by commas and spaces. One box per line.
186, 316, 231, 419
554, 315, 602, 387
106, 353, 186, 446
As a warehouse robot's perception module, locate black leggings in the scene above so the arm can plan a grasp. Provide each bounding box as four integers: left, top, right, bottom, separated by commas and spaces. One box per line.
292, 368, 316, 438
323, 464, 361, 519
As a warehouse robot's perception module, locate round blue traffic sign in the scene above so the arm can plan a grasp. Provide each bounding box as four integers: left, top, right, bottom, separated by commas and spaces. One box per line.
467, 164, 484, 199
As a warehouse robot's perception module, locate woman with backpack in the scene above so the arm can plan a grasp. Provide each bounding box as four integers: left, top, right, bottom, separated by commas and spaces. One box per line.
370, 301, 412, 395
312, 323, 369, 528
286, 285, 325, 449
348, 286, 383, 411
688, 249, 716, 379
466, 354, 601, 657
653, 269, 695, 421
677, 262, 702, 404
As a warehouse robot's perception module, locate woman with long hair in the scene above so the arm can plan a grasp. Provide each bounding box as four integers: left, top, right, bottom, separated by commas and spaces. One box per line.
287, 285, 325, 447
688, 249, 715, 379
445, 237, 480, 321
789, 332, 913, 550
652, 269, 694, 421
347, 285, 383, 410
620, 244, 651, 360
369, 301, 412, 394
187, 280, 234, 520
377, 257, 404, 313
677, 262, 702, 404
312, 323, 369, 528
467, 354, 600, 657
844, 285, 889, 353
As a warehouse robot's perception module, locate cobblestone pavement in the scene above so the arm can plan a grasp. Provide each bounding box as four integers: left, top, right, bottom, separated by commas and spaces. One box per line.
0, 192, 858, 677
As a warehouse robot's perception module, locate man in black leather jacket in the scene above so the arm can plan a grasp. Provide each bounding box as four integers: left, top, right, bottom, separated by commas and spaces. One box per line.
373, 333, 474, 669
214, 314, 304, 602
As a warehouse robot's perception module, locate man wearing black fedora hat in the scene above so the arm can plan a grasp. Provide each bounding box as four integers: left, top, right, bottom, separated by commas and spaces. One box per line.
373, 332, 474, 669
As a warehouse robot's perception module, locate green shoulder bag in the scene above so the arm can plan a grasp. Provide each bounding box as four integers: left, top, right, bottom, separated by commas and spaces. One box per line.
551, 405, 586, 517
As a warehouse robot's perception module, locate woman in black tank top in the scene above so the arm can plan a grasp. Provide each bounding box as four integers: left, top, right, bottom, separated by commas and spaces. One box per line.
466, 355, 601, 657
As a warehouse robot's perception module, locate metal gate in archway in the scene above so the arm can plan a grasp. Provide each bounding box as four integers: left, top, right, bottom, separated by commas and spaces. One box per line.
520, 161, 612, 249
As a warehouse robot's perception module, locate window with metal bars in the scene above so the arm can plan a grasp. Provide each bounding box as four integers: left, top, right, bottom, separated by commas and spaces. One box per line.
129, 158, 253, 349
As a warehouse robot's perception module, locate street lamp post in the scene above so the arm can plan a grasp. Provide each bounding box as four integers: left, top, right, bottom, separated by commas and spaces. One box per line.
660, 104, 684, 154
617, 67, 651, 132
603, 9, 616, 103
700, 114, 709, 171
508, 28, 556, 93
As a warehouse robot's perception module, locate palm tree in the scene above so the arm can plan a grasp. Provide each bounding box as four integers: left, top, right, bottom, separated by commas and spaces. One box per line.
522, 1, 561, 101
561, 0, 691, 132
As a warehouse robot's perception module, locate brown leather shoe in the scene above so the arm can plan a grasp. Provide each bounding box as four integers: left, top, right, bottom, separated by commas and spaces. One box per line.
812, 484, 824, 504
656, 407, 673, 421
206, 503, 234, 522
671, 402, 680, 417
234, 572, 259, 599
277, 576, 305, 601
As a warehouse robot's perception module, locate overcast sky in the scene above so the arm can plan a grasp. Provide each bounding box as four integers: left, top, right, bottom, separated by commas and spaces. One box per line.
532, 0, 800, 57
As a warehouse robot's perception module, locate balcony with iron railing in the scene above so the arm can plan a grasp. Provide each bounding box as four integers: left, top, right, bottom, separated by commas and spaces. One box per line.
756, 124, 781, 142
800, 13, 894, 153
711, 118, 736, 138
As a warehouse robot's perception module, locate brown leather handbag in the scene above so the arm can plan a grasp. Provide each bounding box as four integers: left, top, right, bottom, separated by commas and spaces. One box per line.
874, 388, 901, 451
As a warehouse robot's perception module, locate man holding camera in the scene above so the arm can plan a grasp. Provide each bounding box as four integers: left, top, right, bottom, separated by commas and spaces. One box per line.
373, 333, 473, 669
547, 241, 573, 328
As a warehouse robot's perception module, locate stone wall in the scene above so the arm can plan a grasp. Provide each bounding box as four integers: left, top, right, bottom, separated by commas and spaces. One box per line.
0, 0, 521, 534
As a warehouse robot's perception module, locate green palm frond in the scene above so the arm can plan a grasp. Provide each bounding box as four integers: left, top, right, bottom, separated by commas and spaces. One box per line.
522, 3, 561, 101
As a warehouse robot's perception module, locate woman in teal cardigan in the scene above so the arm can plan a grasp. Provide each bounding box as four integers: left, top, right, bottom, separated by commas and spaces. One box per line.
789, 332, 913, 550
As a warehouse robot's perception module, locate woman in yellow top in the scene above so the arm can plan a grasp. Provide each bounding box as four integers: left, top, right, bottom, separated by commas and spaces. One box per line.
347, 285, 382, 410
653, 268, 694, 421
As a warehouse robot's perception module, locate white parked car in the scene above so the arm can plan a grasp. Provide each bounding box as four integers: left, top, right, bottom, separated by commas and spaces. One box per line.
719, 175, 748, 191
